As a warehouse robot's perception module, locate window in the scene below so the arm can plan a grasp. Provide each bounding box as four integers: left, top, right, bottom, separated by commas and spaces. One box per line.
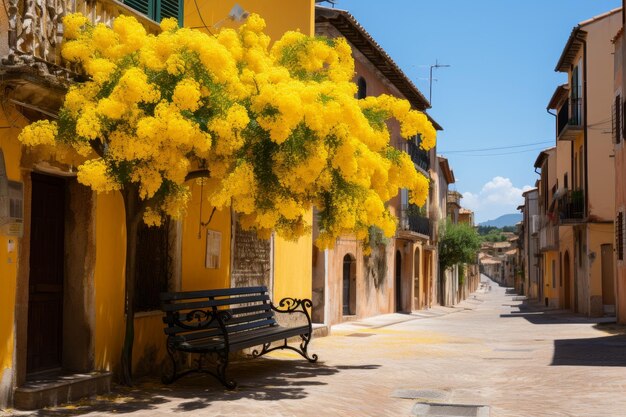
123, 0, 183, 26
357, 77, 367, 99
134, 219, 171, 312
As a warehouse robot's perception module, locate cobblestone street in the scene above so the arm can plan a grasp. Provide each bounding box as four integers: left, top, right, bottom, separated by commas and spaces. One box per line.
4, 276, 626, 417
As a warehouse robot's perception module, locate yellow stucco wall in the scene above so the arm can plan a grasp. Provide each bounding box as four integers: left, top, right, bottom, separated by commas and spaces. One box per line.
93, 192, 126, 371
181, 181, 231, 291
183, 0, 314, 40
0, 116, 22, 386
273, 210, 313, 303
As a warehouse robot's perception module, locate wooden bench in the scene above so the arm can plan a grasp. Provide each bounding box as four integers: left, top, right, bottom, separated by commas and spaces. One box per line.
160, 286, 318, 389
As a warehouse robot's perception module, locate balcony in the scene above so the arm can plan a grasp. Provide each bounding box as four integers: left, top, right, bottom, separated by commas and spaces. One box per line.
538, 216, 558, 251
556, 97, 583, 141
2, 0, 162, 119
399, 204, 431, 238
557, 190, 585, 223
407, 139, 430, 172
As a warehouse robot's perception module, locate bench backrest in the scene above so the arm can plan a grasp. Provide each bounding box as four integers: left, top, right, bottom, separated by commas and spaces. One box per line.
161, 286, 276, 342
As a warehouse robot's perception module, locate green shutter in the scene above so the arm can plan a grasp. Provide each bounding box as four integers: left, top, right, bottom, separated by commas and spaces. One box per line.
123, 0, 153, 18
156, 0, 183, 26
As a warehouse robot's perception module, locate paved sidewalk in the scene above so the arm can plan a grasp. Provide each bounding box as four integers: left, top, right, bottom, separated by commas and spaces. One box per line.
4, 276, 626, 416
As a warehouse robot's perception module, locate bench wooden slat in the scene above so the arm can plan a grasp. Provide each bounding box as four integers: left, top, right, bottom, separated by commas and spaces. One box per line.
225, 318, 276, 334
229, 304, 272, 316
165, 311, 276, 336
176, 324, 309, 353
162, 294, 270, 312
160, 286, 268, 301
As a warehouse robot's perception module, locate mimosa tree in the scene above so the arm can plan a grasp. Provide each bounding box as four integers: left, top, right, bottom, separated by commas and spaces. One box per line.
19, 13, 436, 384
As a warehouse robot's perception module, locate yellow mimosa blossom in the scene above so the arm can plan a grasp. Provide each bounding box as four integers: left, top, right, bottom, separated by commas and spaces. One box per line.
20, 12, 436, 250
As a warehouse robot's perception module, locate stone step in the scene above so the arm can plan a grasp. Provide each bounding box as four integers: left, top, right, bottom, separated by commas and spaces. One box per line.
14, 371, 112, 410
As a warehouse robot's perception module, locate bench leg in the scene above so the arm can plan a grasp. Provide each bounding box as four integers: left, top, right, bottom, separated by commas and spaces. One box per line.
251, 334, 318, 363
162, 344, 182, 384
215, 351, 237, 390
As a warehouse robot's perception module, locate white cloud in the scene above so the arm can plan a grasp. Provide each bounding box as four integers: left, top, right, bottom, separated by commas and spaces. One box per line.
461, 176, 532, 223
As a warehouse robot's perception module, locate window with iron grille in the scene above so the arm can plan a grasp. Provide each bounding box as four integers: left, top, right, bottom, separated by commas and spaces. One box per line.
613, 94, 622, 144
134, 218, 171, 312
617, 211, 624, 261
123, 0, 183, 26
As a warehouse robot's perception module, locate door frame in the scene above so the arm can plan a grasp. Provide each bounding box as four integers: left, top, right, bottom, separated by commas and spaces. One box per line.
14, 171, 97, 387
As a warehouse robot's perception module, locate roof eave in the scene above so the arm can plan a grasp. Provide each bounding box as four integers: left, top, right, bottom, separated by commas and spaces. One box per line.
555, 28, 587, 73
315, 6, 437, 121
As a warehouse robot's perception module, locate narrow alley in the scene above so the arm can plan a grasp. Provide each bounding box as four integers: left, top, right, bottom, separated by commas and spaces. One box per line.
5, 276, 625, 417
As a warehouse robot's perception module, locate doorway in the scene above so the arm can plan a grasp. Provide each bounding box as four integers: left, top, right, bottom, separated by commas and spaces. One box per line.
563, 251, 571, 309
395, 250, 402, 311
601, 244, 615, 313
342, 254, 356, 316
27, 173, 65, 373
413, 248, 420, 310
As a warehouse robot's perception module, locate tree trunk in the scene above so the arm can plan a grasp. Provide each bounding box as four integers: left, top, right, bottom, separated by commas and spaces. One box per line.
120, 185, 142, 386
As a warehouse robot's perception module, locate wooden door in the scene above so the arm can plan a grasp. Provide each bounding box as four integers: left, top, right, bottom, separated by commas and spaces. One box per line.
601, 244, 616, 307
27, 173, 65, 373
395, 251, 402, 312
342, 255, 351, 315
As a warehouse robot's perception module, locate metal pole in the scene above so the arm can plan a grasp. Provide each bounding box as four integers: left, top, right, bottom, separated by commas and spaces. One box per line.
428, 60, 450, 106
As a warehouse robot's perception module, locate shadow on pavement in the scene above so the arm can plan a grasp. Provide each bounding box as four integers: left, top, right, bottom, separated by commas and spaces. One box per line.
29, 360, 380, 416
551, 335, 626, 366
498, 312, 610, 325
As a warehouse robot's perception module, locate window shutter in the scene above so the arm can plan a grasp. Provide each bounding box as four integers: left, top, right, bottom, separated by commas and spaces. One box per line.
622, 98, 626, 141
123, 0, 152, 18
157, 0, 183, 26
617, 211, 624, 261
614, 95, 621, 144
122, 0, 183, 26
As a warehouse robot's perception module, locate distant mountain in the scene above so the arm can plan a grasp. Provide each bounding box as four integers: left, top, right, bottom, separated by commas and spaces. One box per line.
479, 213, 522, 228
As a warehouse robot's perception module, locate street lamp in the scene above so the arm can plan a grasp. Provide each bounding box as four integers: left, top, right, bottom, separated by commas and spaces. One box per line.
429, 60, 450, 105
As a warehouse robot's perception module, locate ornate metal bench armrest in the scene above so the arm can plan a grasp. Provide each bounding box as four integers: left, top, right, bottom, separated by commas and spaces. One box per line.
169, 309, 232, 331
270, 298, 314, 328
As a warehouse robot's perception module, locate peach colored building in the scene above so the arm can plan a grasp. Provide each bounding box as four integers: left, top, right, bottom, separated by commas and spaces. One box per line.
534, 148, 560, 308
547, 8, 620, 316
612, 2, 626, 324
314, 6, 443, 325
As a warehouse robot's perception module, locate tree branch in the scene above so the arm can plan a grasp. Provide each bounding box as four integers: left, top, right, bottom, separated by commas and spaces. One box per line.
185, 169, 211, 182
89, 138, 105, 158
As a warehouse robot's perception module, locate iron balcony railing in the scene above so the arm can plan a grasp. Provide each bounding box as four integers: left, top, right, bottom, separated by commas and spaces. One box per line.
4, 0, 160, 71
557, 190, 585, 223
399, 204, 431, 238
407, 140, 430, 172
557, 97, 583, 140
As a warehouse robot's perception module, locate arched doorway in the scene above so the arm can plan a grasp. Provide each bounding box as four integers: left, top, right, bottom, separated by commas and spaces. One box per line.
396, 250, 402, 312
342, 254, 356, 316
563, 251, 571, 309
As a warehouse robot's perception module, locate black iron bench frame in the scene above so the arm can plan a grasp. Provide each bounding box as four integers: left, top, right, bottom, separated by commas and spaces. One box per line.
160, 286, 318, 389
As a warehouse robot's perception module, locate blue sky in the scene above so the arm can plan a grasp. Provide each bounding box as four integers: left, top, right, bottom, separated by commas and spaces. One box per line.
328, 0, 621, 222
